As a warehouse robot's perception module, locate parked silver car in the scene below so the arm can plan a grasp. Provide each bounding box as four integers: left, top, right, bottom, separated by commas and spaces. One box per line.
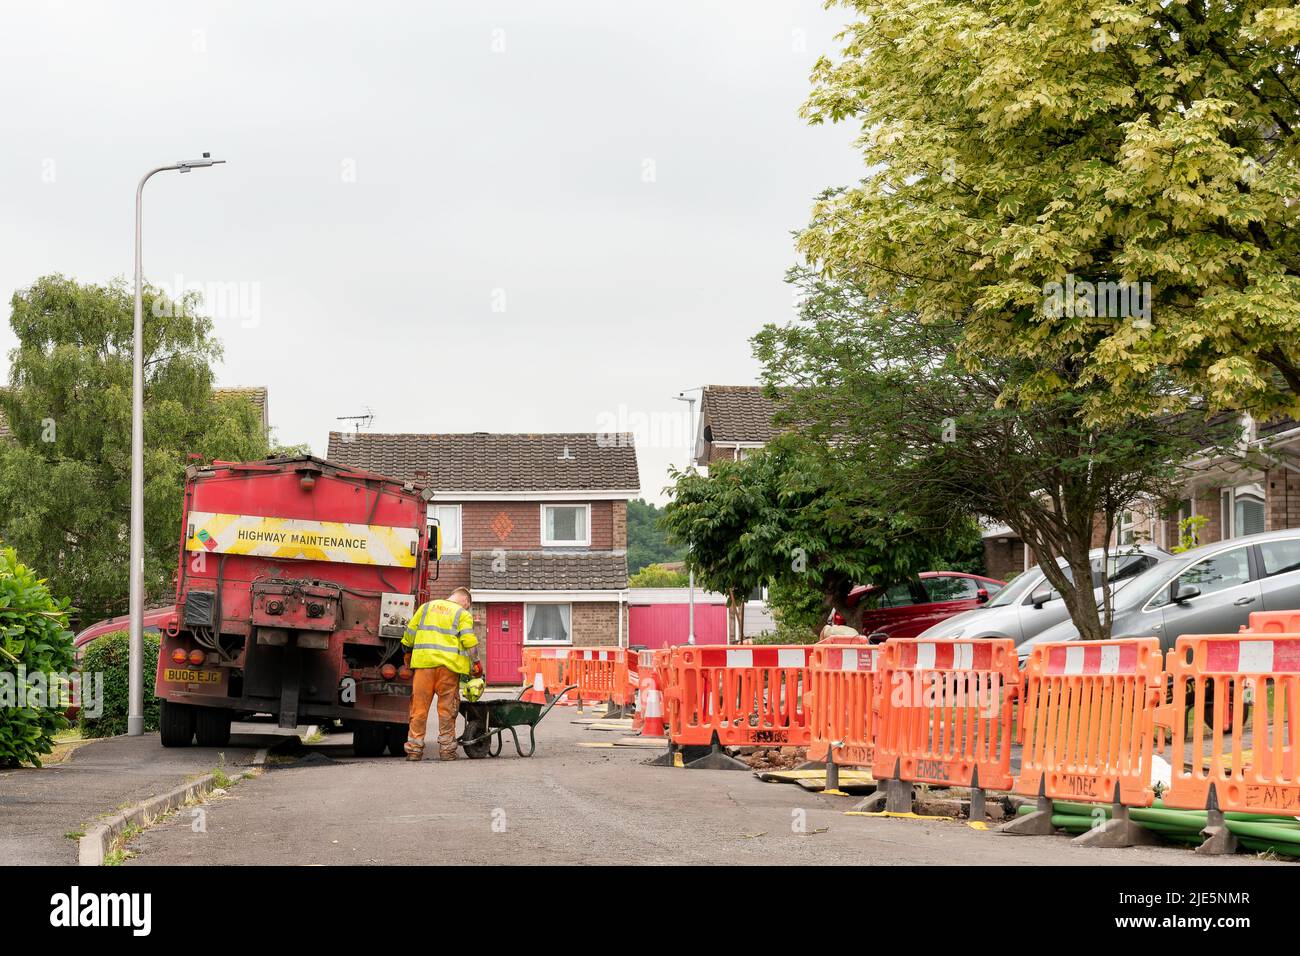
916, 545, 1169, 645
1018, 528, 1300, 660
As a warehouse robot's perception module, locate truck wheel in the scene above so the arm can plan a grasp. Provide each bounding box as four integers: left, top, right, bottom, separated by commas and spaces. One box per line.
461, 718, 491, 759
385, 723, 409, 757
195, 708, 232, 747
352, 721, 387, 758
159, 701, 195, 747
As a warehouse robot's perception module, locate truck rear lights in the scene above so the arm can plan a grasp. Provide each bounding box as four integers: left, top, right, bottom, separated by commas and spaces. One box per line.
188, 649, 205, 666
171, 648, 188, 664
381, 664, 397, 680
398, 665, 412, 681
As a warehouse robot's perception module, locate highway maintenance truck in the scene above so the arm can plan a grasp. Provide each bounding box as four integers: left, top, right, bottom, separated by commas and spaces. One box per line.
154, 455, 440, 756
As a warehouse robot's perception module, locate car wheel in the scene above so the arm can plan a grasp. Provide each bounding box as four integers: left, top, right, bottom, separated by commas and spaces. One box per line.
159, 700, 195, 747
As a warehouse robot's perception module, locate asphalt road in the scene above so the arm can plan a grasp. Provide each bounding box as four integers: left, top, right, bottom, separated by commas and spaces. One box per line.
122, 711, 1277, 866
0, 723, 287, 865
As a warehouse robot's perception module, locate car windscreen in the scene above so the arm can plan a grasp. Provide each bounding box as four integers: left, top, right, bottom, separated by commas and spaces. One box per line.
1110, 554, 1186, 611
985, 569, 1043, 607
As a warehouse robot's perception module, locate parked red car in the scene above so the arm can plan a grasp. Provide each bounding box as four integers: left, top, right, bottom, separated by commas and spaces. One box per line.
74, 606, 178, 656
831, 572, 1005, 642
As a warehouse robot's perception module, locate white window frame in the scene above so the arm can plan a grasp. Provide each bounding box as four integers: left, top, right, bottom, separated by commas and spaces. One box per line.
428, 503, 462, 555
1222, 483, 1265, 540
540, 503, 591, 547
523, 603, 573, 645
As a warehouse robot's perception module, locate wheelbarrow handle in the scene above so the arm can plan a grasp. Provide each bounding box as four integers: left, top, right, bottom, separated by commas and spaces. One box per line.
536, 684, 579, 721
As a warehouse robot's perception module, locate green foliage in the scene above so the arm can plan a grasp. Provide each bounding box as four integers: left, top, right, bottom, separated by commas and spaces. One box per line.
661, 438, 980, 630
763, 578, 828, 643
0, 275, 271, 623
627, 564, 689, 588
800, 1, 1300, 424
0, 547, 76, 767
627, 499, 684, 574
1171, 514, 1211, 553
79, 630, 161, 738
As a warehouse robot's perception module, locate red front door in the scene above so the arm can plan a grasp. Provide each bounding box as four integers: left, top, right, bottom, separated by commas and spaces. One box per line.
486, 603, 524, 684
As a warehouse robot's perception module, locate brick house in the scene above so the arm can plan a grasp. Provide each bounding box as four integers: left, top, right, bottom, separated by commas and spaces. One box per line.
693, 385, 781, 466
325, 431, 640, 683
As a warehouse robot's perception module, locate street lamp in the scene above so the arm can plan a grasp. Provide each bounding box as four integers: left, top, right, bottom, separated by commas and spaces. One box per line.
673, 389, 702, 644
128, 153, 226, 737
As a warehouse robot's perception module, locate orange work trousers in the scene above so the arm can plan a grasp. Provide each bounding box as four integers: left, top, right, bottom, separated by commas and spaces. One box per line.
407, 665, 461, 759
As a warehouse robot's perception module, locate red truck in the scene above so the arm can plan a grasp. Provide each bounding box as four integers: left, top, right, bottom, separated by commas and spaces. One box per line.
155, 455, 437, 757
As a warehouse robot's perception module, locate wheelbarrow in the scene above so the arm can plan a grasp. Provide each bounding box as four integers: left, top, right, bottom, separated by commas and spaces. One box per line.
457, 684, 578, 758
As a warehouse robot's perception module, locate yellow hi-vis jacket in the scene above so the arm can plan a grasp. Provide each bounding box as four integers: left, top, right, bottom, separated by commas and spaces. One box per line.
402, 599, 477, 675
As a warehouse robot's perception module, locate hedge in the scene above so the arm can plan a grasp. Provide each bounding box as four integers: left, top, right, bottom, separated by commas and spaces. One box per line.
0, 547, 76, 767
80, 630, 161, 738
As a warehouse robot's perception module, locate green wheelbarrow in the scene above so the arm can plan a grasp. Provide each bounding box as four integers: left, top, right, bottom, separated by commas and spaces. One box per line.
457, 684, 578, 758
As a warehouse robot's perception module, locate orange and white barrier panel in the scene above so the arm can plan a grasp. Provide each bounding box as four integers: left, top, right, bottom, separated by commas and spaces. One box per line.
520, 647, 572, 704
567, 647, 634, 709
635, 649, 667, 737
1163, 634, 1300, 816
1012, 638, 1164, 807
665, 645, 813, 748
872, 639, 1019, 791
807, 644, 880, 767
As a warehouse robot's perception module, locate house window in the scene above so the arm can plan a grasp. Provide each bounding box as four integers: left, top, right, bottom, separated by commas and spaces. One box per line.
1118, 510, 1137, 545
525, 604, 572, 643
428, 504, 462, 555
1222, 485, 1265, 539
541, 504, 590, 547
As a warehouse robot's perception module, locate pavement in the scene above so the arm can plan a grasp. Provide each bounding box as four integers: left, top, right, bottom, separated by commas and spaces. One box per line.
116, 710, 1277, 866
0, 722, 296, 865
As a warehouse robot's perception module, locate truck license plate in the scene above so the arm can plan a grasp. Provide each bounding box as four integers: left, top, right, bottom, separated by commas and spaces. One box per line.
165, 668, 221, 684
361, 681, 411, 697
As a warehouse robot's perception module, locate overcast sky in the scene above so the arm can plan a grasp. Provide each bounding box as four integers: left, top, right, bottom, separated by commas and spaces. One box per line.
0, 1, 861, 504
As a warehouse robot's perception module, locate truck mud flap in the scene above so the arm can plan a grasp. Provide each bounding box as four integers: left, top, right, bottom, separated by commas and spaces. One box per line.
279, 643, 301, 729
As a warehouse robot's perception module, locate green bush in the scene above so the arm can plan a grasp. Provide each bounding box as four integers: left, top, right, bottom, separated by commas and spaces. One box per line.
0, 547, 76, 767
80, 630, 161, 738
628, 564, 689, 588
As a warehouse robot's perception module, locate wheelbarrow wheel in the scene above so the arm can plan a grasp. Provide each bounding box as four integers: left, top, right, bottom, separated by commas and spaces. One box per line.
462, 718, 492, 759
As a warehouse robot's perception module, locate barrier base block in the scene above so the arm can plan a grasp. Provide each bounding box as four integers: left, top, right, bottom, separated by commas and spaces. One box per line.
685, 746, 749, 771
999, 791, 1055, 836
1071, 805, 1158, 849
1195, 824, 1239, 856
603, 701, 634, 720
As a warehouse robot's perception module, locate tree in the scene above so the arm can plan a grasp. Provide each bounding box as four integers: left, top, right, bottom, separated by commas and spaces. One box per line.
661, 437, 980, 633
628, 564, 689, 588
0, 275, 270, 623
755, 269, 1230, 640
800, 0, 1300, 426
626, 498, 685, 573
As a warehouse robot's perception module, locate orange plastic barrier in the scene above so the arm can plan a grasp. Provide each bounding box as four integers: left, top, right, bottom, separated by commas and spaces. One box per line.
665, 645, 814, 747
1244, 611, 1300, 634
1162, 634, 1300, 815
519, 647, 573, 704
872, 639, 1019, 790
1012, 638, 1164, 806
567, 647, 634, 708
807, 644, 880, 766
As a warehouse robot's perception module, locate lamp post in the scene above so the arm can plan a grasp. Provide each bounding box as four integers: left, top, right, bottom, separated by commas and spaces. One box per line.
673, 389, 702, 644
128, 154, 226, 737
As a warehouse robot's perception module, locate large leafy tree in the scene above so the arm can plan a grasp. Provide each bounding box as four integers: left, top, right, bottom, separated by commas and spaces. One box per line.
662, 437, 981, 633
755, 269, 1230, 641
0, 275, 270, 623
800, 0, 1300, 424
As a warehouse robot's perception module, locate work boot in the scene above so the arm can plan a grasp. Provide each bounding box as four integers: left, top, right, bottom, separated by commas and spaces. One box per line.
439, 748, 459, 761
404, 741, 424, 761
